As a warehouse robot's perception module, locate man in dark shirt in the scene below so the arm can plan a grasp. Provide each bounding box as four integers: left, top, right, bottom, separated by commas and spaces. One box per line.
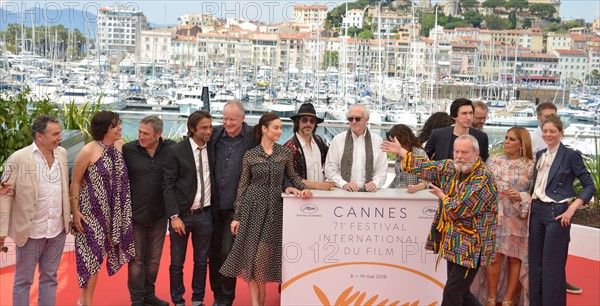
424, 98, 489, 162
123, 116, 175, 306
208, 101, 256, 306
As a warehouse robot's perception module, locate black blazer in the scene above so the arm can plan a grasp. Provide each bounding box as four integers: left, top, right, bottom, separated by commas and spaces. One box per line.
424, 126, 489, 161
532, 143, 595, 203
208, 123, 257, 212
163, 137, 215, 218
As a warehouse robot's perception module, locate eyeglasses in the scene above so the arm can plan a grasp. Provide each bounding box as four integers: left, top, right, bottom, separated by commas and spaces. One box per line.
347, 117, 362, 122
300, 117, 317, 124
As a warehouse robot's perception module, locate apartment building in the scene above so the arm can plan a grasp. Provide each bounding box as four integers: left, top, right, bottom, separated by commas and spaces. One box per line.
96, 6, 149, 57
478, 28, 544, 52
450, 42, 479, 78
292, 5, 328, 27
553, 49, 589, 82
178, 13, 217, 27
546, 33, 572, 54
342, 9, 365, 30
139, 27, 175, 63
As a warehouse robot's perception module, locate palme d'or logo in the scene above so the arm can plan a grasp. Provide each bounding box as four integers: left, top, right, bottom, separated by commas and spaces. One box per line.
312, 285, 439, 306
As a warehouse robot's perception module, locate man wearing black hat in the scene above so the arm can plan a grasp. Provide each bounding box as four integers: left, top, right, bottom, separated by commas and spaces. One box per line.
284, 103, 335, 191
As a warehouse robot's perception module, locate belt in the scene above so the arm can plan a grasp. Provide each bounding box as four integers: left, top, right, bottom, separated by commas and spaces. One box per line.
188, 206, 211, 215
533, 199, 561, 205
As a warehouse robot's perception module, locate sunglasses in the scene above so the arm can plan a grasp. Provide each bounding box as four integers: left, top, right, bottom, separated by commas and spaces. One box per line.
300, 117, 317, 124
347, 117, 362, 122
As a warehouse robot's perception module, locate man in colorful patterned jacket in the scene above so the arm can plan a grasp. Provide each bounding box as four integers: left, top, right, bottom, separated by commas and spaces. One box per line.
284, 103, 335, 191
381, 134, 498, 306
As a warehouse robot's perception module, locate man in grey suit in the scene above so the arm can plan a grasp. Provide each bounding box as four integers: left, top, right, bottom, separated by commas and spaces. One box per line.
0, 115, 72, 306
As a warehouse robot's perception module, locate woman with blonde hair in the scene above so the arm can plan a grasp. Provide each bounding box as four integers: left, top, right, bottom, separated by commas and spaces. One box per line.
529, 114, 595, 306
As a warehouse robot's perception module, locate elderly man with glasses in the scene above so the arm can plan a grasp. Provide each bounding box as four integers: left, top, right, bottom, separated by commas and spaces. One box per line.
325, 104, 388, 192
284, 103, 335, 191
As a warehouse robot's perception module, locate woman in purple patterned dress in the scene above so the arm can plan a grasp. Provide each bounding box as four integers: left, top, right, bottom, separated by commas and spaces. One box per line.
70, 111, 135, 306
472, 127, 534, 306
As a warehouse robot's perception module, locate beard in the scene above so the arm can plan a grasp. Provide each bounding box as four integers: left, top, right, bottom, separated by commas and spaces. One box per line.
453, 160, 476, 173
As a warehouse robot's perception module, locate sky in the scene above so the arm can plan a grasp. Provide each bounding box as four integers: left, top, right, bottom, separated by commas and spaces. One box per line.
1, 0, 598, 25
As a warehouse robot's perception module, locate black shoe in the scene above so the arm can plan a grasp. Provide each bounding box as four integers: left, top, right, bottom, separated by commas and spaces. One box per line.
143, 295, 169, 306
132, 302, 145, 306
566, 282, 583, 294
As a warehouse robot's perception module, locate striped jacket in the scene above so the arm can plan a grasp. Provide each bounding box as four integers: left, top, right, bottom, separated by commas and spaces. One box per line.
404, 153, 498, 269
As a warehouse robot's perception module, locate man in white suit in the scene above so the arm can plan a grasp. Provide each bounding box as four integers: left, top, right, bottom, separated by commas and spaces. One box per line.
0, 115, 72, 306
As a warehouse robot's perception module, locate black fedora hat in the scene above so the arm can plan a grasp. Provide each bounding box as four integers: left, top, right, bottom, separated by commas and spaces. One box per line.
290, 103, 324, 123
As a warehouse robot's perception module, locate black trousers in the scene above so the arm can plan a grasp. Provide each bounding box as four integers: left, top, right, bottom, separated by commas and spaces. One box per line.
441, 260, 481, 306
208, 209, 237, 305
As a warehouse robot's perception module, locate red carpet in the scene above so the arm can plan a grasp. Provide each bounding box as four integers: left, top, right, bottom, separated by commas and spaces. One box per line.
1, 241, 598, 305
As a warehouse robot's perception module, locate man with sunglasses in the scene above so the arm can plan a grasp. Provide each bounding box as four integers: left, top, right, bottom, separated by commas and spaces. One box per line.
284, 103, 335, 191
325, 104, 388, 192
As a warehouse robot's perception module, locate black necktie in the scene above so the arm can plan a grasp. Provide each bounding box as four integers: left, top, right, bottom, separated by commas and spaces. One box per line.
198, 147, 205, 208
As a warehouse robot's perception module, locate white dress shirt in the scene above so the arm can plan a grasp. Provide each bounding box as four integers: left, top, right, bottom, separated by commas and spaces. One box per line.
325, 130, 388, 189
532, 145, 566, 202
296, 133, 324, 183
531, 127, 546, 157
30, 142, 64, 239
190, 138, 211, 210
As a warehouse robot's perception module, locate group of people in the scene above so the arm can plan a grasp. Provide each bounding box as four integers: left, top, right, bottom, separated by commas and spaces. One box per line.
0, 97, 595, 306
380, 99, 595, 306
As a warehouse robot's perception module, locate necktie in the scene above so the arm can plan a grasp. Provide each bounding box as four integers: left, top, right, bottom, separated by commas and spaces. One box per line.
198, 147, 205, 208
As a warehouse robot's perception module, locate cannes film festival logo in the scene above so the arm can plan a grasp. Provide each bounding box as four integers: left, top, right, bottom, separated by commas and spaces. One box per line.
422, 206, 437, 217
301, 204, 318, 215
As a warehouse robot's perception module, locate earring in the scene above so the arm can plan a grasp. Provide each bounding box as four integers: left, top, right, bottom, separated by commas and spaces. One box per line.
520, 148, 523, 156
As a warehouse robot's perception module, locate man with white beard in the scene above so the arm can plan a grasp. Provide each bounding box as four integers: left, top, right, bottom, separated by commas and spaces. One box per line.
381, 134, 498, 306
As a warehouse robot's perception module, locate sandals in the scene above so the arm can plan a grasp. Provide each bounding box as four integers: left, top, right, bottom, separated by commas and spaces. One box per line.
502, 301, 514, 306
486, 297, 496, 306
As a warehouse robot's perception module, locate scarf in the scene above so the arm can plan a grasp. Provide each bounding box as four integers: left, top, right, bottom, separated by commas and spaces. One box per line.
340, 128, 373, 183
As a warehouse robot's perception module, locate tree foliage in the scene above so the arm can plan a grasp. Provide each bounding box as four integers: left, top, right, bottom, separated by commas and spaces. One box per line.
529, 3, 557, 20
506, 0, 529, 11
0, 89, 59, 171
508, 11, 517, 29
322, 50, 339, 69
461, 0, 480, 10
463, 11, 485, 27
485, 14, 512, 30
482, 0, 507, 9
325, 0, 380, 30
0, 24, 87, 59
357, 29, 375, 39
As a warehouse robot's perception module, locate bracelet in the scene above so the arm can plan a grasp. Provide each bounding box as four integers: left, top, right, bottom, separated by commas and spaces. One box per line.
69, 195, 79, 201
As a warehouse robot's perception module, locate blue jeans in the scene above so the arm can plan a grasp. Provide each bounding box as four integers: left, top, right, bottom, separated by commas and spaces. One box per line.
128, 218, 168, 303
529, 201, 570, 306
169, 209, 213, 305
13, 230, 67, 306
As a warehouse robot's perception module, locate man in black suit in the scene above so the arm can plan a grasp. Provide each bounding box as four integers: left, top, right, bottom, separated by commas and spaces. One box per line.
208, 101, 256, 306
163, 110, 214, 306
424, 98, 489, 162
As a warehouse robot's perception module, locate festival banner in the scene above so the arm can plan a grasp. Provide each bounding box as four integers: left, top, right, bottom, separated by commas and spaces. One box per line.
282, 189, 446, 305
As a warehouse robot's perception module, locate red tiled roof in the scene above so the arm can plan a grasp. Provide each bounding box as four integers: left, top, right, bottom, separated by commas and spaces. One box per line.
555, 49, 587, 55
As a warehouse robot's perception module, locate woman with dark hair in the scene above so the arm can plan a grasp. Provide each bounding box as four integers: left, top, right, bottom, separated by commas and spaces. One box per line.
529, 114, 595, 306
220, 112, 311, 306
417, 112, 454, 146
472, 127, 534, 306
386, 124, 429, 192
70, 110, 135, 305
